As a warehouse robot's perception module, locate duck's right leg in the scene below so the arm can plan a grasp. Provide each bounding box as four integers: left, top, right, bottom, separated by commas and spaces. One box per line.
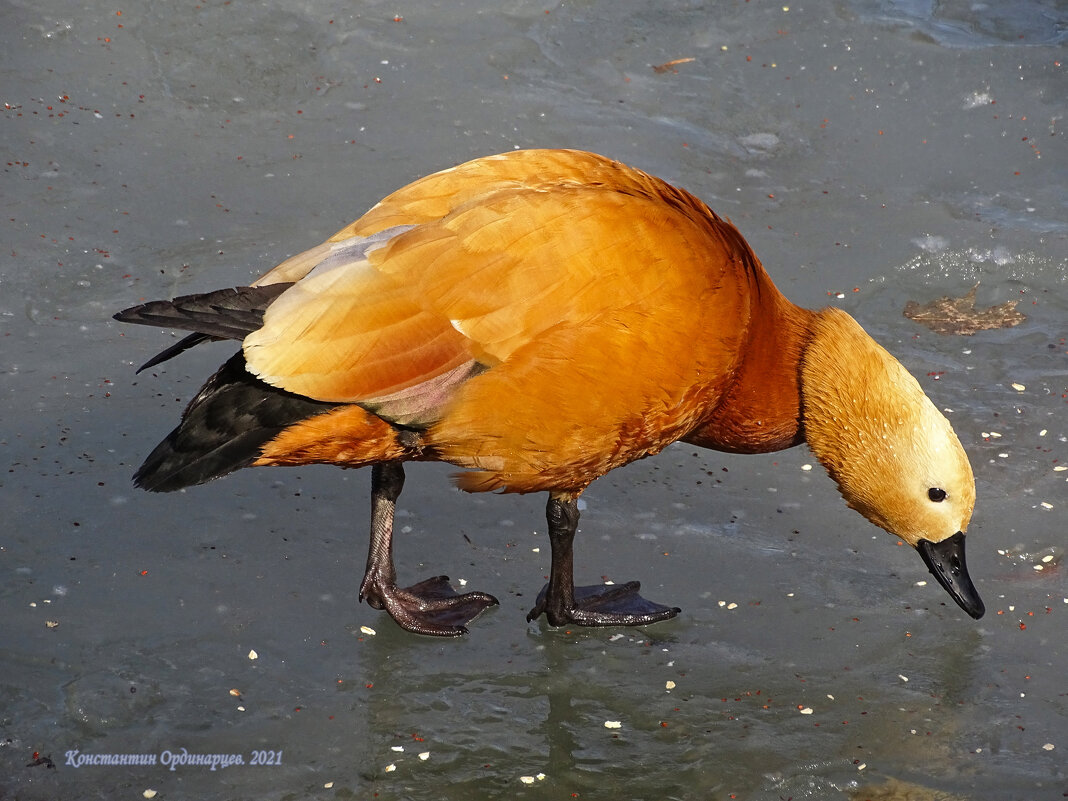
526, 491, 681, 628
358, 461, 499, 636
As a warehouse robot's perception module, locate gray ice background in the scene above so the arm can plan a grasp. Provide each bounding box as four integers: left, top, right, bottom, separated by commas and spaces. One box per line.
2, 1, 1066, 799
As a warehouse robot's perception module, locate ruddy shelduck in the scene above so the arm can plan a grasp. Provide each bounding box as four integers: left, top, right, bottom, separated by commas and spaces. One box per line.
115, 149, 984, 636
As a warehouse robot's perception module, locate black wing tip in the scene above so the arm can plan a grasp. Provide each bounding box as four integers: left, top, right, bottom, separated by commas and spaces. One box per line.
113, 305, 144, 323
113, 284, 292, 357
133, 333, 214, 373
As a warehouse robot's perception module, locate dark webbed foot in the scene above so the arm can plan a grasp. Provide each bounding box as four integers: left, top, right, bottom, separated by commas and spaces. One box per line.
526, 580, 680, 627
360, 574, 498, 637
362, 463, 497, 637
526, 493, 681, 629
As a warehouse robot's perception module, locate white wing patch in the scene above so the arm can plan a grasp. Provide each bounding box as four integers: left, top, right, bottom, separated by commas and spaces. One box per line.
304, 225, 416, 283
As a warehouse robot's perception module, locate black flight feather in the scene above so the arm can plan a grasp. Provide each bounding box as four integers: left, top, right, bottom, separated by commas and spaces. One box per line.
113, 283, 293, 369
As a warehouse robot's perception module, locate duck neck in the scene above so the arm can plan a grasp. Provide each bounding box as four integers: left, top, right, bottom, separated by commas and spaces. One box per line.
684, 283, 816, 454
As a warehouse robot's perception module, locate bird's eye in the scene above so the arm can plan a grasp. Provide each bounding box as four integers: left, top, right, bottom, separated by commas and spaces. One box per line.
928, 487, 947, 502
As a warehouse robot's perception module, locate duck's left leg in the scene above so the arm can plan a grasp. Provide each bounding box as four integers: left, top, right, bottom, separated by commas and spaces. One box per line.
358, 461, 498, 636
526, 492, 681, 628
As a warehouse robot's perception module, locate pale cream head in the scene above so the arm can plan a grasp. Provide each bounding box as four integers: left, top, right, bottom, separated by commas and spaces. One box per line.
800, 308, 975, 548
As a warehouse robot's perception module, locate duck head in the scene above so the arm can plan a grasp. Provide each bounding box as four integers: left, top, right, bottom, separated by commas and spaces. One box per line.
801, 308, 984, 619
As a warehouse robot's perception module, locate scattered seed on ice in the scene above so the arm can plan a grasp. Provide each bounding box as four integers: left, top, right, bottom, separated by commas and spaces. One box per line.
1012, 383, 1026, 391
229, 688, 242, 697
324, 782, 334, 789
826, 694, 835, 700
248, 649, 258, 660
1039, 429, 1047, 437
532, 547, 540, 553
1040, 502, 1053, 510
419, 752, 430, 761
143, 791, 158, 800
727, 602, 738, 610
360, 625, 377, 636
391, 746, 404, 752
665, 680, 676, 690
801, 464, 813, 471
799, 707, 814, 715
1043, 743, 1055, 751
1054, 465, 1068, 472
899, 674, 909, 682
916, 580, 927, 586
856, 763, 866, 771
604, 720, 622, 729
384, 763, 396, 773
458, 578, 467, 586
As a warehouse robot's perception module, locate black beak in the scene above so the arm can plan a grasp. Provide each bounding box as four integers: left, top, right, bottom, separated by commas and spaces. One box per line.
917, 531, 985, 619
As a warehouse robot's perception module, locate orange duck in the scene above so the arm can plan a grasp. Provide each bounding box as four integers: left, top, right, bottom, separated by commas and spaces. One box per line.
115, 149, 984, 636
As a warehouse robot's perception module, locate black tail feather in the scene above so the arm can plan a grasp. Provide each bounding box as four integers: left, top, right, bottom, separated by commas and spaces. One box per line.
134, 351, 338, 492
